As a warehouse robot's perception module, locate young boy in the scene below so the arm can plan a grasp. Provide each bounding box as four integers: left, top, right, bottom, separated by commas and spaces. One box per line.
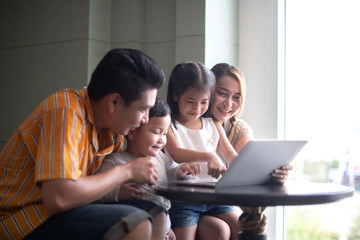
96, 98, 201, 240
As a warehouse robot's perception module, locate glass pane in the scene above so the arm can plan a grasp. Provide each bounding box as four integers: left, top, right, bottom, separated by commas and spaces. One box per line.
285, 0, 360, 239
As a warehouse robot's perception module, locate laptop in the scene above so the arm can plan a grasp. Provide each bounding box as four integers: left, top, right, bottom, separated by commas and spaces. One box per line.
171, 140, 307, 188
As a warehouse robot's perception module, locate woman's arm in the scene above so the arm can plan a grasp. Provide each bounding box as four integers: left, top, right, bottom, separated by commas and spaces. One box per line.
233, 133, 252, 153
214, 121, 238, 165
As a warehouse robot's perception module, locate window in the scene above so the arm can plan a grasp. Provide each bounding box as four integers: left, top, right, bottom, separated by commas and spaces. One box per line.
284, 0, 360, 239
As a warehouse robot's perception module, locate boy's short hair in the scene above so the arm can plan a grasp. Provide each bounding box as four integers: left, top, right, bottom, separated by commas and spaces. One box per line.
88, 48, 165, 106
149, 98, 171, 118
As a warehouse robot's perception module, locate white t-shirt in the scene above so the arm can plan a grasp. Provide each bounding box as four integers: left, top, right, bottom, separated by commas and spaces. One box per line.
170, 117, 220, 179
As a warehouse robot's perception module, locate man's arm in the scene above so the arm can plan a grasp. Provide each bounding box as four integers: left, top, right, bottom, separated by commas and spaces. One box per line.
41, 157, 158, 213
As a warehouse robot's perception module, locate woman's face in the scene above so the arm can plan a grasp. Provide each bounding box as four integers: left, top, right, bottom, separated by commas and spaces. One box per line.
211, 75, 242, 124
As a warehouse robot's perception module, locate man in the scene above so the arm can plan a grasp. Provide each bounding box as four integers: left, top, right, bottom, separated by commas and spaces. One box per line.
0, 48, 165, 239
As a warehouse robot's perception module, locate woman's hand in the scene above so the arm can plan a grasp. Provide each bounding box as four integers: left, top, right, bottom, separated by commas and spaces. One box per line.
271, 164, 293, 184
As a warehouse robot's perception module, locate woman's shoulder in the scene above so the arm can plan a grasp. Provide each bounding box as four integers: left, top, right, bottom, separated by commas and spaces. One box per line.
227, 118, 253, 135
234, 118, 251, 129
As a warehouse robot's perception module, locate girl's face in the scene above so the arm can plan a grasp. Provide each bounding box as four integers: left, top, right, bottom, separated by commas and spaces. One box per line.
128, 115, 171, 157
175, 87, 211, 123
211, 75, 241, 124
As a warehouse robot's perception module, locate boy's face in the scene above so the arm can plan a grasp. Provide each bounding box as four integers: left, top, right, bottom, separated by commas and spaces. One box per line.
127, 115, 171, 157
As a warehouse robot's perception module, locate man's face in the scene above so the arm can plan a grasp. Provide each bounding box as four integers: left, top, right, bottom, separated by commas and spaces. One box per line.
128, 115, 171, 157
111, 89, 157, 135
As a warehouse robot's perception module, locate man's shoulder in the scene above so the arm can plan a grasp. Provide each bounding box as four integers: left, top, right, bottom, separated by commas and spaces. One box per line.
42, 88, 85, 110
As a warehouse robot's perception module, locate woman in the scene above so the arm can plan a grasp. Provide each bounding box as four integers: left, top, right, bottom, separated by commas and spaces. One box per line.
196, 63, 292, 239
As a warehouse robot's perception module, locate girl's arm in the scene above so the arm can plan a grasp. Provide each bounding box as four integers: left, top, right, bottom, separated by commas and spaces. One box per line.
233, 133, 252, 153
214, 121, 238, 165
165, 127, 213, 163
165, 127, 226, 178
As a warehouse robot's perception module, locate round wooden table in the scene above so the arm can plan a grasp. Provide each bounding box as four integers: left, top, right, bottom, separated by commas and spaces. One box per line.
155, 181, 354, 239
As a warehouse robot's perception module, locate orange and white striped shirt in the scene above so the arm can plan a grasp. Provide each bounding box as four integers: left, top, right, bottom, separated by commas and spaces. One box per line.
0, 87, 125, 239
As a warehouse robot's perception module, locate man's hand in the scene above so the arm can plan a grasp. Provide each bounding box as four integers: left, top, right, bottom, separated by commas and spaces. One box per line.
124, 157, 159, 185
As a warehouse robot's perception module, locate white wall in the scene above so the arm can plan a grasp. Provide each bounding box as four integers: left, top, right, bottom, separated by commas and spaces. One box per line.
238, 1, 282, 239
205, 0, 239, 67
239, 0, 279, 139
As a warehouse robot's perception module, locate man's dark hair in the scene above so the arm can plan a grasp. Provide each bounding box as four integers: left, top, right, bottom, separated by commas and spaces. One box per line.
149, 98, 171, 118
88, 48, 165, 106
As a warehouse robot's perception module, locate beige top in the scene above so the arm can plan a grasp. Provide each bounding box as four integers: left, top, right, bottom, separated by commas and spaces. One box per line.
224, 118, 253, 147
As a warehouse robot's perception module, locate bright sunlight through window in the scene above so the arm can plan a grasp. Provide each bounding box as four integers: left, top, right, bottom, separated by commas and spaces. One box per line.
284, 0, 360, 239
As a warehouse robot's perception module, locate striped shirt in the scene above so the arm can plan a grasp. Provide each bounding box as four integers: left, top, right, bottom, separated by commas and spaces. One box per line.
0, 87, 125, 239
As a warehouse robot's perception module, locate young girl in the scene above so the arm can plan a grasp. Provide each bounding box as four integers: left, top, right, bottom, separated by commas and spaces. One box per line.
165, 61, 240, 240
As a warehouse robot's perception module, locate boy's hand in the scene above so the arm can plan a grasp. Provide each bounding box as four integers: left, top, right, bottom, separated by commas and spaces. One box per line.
271, 164, 293, 184
178, 163, 202, 177
206, 152, 227, 178
118, 183, 148, 201
125, 157, 158, 185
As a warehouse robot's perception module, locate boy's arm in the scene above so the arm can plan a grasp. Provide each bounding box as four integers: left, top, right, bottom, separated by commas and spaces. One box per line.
161, 153, 199, 181
214, 121, 238, 165
41, 156, 157, 214
161, 153, 180, 180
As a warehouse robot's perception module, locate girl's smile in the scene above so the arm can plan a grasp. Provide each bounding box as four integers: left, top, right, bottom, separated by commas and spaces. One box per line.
174, 87, 211, 128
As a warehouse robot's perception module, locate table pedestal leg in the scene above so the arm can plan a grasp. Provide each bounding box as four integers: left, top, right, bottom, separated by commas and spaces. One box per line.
238, 206, 267, 240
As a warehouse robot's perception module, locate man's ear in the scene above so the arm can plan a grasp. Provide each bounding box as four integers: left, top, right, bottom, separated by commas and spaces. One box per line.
126, 129, 135, 140
108, 93, 124, 114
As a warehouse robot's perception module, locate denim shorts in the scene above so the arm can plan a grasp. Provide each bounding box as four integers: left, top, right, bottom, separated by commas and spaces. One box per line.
169, 202, 237, 228
23, 203, 151, 240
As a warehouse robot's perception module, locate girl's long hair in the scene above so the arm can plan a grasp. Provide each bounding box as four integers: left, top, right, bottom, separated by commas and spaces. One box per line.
167, 61, 216, 127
